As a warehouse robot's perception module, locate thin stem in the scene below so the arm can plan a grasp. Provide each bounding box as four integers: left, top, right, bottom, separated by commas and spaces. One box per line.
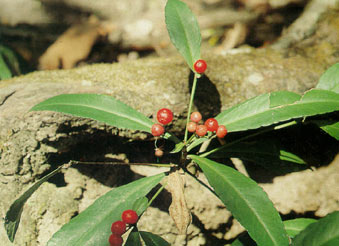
184, 73, 199, 143
71, 160, 172, 168
200, 120, 298, 158
146, 184, 166, 208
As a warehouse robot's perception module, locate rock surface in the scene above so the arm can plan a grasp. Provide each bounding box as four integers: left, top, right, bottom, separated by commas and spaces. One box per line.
1, 8, 339, 246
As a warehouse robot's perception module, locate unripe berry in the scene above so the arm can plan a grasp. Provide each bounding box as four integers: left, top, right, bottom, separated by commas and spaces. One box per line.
196, 125, 207, 137
190, 111, 202, 123
187, 122, 197, 133
205, 118, 219, 132
157, 108, 173, 125
109, 233, 123, 246
151, 123, 164, 137
216, 125, 228, 138
193, 59, 207, 74
111, 221, 126, 235
122, 209, 139, 224
155, 148, 164, 157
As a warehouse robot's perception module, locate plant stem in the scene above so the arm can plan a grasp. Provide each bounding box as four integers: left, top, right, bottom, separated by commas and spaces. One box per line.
71, 160, 172, 168
184, 73, 198, 143
200, 120, 298, 158
146, 184, 166, 208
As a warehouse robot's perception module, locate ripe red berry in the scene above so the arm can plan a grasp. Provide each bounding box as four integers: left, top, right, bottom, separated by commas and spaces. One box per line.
157, 108, 173, 125
190, 111, 202, 123
122, 209, 139, 224
111, 220, 126, 235
193, 59, 207, 74
187, 122, 197, 133
205, 118, 219, 132
216, 125, 228, 138
109, 233, 123, 246
195, 125, 207, 137
151, 123, 164, 137
155, 148, 164, 157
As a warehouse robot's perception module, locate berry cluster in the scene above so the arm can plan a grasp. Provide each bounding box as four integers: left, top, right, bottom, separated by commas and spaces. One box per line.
108, 209, 139, 246
187, 111, 227, 138
151, 108, 173, 137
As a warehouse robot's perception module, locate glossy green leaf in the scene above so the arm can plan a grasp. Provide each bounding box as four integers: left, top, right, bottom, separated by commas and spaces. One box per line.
316, 63, 339, 93
5, 165, 65, 242
140, 231, 170, 246
132, 197, 149, 216
30, 94, 153, 132
125, 230, 142, 246
165, 0, 201, 70
47, 173, 165, 246
190, 155, 289, 246
211, 139, 306, 174
283, 218, 317, 238
0, 54, 12, 79
0, 44, 20, 80
313, 119, 339, 140
30, 94, 180, 143
187, 136, 209, 152
292, 211, 339, 246
320, 121, 339, 140
216, 89, 339, 132
212, 139, 305, 164
170, 141, 185, 153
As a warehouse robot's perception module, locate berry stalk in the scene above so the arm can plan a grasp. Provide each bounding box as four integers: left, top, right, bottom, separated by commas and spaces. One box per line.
184, 72, 199, 143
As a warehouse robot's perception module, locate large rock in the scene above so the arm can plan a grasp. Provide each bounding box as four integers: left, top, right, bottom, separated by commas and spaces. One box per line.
0, 8, 338, 245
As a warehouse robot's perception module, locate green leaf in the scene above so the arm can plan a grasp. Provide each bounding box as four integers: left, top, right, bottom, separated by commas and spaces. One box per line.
4, 165, 65, 242
0, 44, 21, 80
132, 197, 149, 216
0, 53, 12, 79
30, 94, 180, 143
30, 94, 153, 132
283, 218, 317, 238
216, 89, 339, 132
212, 139, 305, 164
320, 121, 339, 140
316, 63, 339, 93
165, 0, 201, 70
292, 211, 339, 246
47, 173, 165, 246
189, 155, 289, 246
313, 120, 339, 140
125, 230, 142, 246
187, 137, 209, 152
211, 139, 306, 174
140, 231, 170, 246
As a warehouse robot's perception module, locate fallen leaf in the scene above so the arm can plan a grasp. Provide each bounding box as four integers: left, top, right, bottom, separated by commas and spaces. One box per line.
166, 169, 192, 235
39, 16, 113, 70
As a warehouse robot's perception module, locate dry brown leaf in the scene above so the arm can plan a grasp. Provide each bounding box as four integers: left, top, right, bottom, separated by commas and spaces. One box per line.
38, 16, 113, 70
166, 169, 192, 235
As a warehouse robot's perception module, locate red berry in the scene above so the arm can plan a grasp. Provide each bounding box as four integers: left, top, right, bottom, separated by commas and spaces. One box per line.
205, 118, 219, 132
216, 125, 228, 138
157, 108, 173, 125
122, 209, 139, 224
111, 221, 126, 235
151, 123, 164, 137
155, 148, 164, 157
193, 59, 207, 74
190, 111, 202, 123
196, 125, 207, 137
187, 122, 197, 133
109, 233, 123, 246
